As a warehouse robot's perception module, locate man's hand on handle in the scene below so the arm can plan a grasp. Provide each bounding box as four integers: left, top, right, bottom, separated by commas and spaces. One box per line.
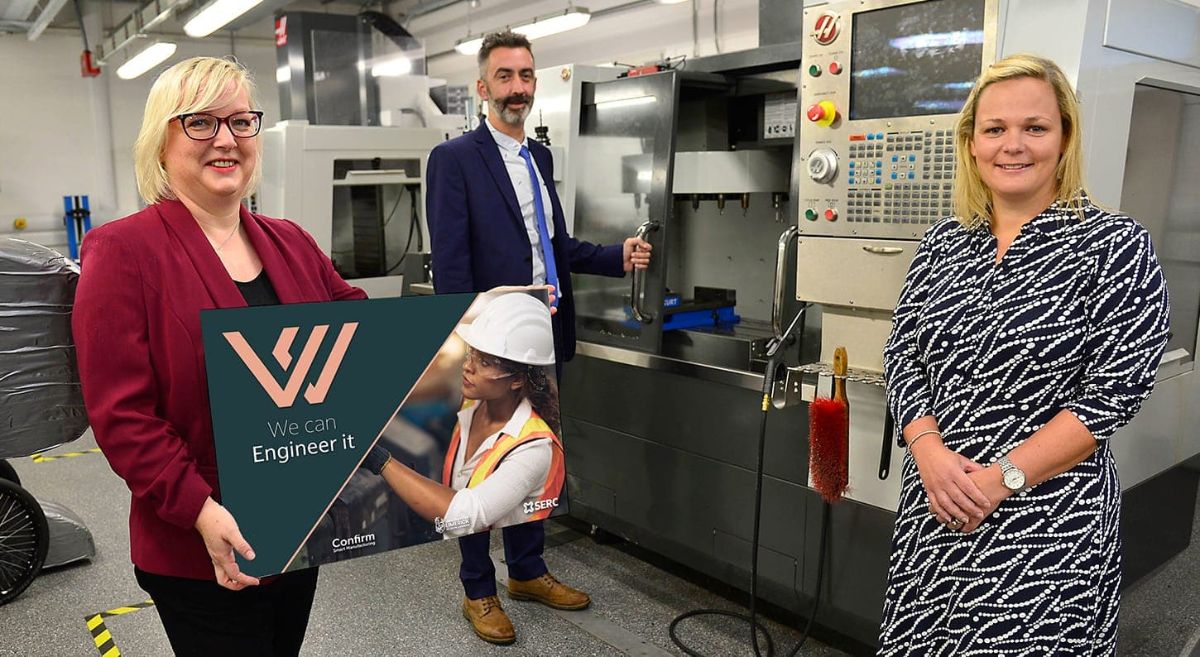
623, 237, 653, 272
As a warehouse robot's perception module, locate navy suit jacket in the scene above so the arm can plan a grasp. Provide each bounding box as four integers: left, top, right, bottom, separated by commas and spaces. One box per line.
426, 121, 625, 362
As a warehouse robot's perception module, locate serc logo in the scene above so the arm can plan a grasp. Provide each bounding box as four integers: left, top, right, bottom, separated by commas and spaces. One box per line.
223, 323, 359, 408
523, 498, 559, 515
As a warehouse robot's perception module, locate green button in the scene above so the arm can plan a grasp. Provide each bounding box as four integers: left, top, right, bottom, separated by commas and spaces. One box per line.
805, 209, 818, 221
808, 64, 821, 77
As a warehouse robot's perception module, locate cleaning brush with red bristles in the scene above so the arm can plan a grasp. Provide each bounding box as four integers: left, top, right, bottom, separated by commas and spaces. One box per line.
810, 346, 849, 503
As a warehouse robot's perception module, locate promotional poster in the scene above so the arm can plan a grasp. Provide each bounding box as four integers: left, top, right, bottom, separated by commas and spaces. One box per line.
200, 289, 568, 578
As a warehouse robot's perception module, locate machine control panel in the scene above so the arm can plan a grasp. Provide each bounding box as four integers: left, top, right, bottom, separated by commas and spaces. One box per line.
796, 0, 997, 239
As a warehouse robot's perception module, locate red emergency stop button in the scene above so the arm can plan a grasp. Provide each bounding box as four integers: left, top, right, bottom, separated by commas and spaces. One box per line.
806, 100, 838, 127
829, 61, 843, 75
824, 208, 838, 221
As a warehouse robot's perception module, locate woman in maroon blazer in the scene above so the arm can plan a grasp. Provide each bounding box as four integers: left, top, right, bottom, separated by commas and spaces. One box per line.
72, 57, 365, 656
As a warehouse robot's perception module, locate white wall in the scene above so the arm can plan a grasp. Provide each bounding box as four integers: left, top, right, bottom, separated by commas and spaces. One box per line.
0, 31, 278, 250
0, 32, 112, 248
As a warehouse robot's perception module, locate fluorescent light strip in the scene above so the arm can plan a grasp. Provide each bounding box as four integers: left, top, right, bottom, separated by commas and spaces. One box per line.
116, 41, 177, 80
184, 0, 264, 38
593, 95, 656, 110
512, 8, 591, 40
456, 7, 591, 56
455, 37, 483, 56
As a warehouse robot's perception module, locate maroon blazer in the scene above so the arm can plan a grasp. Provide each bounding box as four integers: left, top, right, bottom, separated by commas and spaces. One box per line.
73, 199, 366, 580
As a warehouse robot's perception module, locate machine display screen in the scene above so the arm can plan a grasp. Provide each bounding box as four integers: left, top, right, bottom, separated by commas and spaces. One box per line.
850, 0, 986, 120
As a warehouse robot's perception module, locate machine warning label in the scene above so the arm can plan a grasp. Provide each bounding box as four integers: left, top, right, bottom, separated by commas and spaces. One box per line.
764, 93, 797, 140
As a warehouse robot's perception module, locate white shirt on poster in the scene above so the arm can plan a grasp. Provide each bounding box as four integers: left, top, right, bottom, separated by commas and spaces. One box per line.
441, 397, 553, 538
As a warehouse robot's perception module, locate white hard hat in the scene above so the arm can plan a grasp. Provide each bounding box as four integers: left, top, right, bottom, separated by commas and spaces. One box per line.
455, 293, 555, 366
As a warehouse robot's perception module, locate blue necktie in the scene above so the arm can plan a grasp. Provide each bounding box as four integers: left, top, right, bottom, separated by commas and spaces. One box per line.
518, 145, 559, 308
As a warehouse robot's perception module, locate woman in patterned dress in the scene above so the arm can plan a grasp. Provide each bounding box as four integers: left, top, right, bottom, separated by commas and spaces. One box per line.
878, 54, 1170, 655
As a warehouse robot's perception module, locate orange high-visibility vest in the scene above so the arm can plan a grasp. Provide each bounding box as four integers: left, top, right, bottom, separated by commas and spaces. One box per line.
442, 400, 566, 522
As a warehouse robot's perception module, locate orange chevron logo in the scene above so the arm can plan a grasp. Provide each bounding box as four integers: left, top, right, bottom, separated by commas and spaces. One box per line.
223, 323, 359, 408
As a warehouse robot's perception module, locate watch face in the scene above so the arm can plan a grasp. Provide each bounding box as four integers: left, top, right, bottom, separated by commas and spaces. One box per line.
1003, 468, 1026, 490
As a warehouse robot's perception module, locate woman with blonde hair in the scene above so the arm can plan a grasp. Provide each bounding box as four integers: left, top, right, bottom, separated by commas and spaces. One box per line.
73, 57, 365, 655
879, 54, 1170, 654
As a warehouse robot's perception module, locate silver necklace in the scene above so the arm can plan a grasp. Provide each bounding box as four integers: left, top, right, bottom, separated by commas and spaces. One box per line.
207, 220, 241, 253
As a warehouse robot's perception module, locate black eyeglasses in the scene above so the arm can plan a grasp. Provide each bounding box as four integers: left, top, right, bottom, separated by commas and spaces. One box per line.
175, 111, 264, 140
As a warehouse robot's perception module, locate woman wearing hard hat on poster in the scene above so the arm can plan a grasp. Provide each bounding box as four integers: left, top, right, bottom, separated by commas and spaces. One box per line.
360, 291, 582, 645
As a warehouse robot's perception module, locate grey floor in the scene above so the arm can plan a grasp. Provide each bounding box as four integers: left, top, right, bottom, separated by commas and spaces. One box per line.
1, 430, 1198, 656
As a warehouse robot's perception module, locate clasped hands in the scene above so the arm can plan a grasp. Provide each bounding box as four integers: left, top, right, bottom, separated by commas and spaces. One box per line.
911, 436, 1012, 534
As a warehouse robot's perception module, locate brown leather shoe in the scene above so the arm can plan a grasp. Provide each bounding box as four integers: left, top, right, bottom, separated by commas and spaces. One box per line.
507, 573, 591, 610
462, 595, 516, 645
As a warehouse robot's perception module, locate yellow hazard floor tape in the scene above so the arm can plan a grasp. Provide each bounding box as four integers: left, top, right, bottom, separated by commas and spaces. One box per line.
85, 600, 155, 657
31, 448, 103, 463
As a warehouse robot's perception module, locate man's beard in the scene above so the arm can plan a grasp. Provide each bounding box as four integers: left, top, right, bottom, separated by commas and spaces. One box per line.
489, 93, 533, 125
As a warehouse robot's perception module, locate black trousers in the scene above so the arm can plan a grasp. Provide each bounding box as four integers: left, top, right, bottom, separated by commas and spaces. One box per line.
135, 567, 318, 657
457, 520, 548, 599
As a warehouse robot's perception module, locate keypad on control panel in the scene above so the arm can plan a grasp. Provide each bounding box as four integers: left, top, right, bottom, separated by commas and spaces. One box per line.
844, 129, 957, 225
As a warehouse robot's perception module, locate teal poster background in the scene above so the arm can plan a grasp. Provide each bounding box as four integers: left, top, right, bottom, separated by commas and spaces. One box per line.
201, 294, 475, 577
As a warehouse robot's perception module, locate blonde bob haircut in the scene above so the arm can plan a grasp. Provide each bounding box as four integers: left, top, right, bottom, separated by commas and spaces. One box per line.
952, 54, 1087, 228
133, 56, 261, 205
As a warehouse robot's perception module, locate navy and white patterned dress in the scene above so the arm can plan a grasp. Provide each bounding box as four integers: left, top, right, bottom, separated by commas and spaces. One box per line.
879, 198, 1170, 656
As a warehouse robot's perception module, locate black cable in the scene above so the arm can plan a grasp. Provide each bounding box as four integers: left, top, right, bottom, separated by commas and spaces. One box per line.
412, 186, 423, 251
669, 306, 831, 657
71, 0, 90, 51
385, 186, 420, 275
381, 185, 405, 227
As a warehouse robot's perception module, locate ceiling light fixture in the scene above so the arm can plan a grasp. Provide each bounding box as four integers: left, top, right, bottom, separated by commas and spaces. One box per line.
455, 6, 591, 56
513, 6, 591, 40
116, 40, 177, 79
455, 35, 484, 56
654, 0, 690, 4
184, 0, 264, 38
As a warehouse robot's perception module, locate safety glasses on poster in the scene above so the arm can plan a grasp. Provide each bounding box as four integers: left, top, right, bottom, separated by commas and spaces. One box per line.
465, 348, 516, 380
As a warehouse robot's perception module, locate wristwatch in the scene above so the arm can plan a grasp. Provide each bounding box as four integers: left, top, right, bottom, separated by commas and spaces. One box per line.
998, 455, 1028, 492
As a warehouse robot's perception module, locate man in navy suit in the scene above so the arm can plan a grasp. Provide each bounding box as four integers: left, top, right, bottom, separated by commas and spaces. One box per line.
426, 31, 650, 645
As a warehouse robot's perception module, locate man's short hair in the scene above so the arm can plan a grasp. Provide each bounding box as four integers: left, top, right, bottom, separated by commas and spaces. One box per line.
477, 31, 534, 77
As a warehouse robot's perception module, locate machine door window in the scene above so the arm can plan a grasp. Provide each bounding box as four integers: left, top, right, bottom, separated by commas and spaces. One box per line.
571, 72, 680, 354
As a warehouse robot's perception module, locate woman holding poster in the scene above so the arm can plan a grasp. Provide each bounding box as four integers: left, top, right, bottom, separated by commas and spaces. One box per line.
361, 291, 583, 645
73, 56, 365, 656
